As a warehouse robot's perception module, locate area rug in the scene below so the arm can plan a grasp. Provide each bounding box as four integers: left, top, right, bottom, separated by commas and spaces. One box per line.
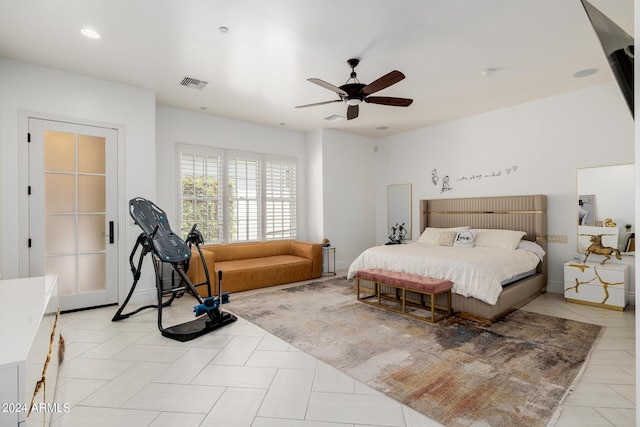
228, 278, 603, 427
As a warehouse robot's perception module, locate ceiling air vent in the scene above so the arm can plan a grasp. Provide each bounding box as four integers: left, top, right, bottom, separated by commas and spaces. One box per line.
323, 114, 344, 122
179, 76, 208, 90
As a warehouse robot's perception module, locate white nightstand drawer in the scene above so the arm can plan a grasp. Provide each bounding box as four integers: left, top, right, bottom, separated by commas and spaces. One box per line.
563, 262, 628, 310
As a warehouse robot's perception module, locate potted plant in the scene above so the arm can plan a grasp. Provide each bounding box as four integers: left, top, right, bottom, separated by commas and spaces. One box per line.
625, 224, 632, 232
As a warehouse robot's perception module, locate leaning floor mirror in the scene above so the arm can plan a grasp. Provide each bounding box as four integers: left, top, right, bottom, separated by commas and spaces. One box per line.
387, 183, 412, 243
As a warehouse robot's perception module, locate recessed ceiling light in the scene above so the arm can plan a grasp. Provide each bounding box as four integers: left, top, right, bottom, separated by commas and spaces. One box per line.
573, 68, 598, 78
81, 28, 101, 39
376, 126, 389, 131
199, 106, 208, 110
481, 67, 500, 77
219, 26, 229, 34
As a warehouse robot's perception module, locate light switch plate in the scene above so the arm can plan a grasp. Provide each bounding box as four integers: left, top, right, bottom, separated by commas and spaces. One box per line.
547, 235, 568, 244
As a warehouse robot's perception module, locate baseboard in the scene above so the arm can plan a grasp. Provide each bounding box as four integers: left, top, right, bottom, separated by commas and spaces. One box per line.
336, 260, 352, 272
546, 280, 564, 295
125, 287, 158, 306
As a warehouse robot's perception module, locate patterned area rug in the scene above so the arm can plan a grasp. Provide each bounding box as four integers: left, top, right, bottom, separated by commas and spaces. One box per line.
228, 278, 603, 427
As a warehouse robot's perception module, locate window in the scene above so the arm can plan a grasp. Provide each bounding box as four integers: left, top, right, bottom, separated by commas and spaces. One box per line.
227, 154, 260, 241
178, 147, 223, 243
177, 144, 297, 244
266, 159, 297, 239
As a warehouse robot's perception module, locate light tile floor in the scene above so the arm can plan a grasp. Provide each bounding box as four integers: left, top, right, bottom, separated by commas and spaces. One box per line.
522, 291, 636, 427
51, 274, 635, 427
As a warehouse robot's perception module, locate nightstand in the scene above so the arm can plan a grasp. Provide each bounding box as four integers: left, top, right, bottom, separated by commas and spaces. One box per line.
563, 261, 628, 310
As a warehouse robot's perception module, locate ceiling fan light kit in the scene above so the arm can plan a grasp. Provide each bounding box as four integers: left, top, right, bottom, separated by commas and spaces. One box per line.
296, 58, 413, 120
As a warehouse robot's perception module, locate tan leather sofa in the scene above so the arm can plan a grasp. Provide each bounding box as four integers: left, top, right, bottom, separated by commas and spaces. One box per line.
186, 240, 322, 296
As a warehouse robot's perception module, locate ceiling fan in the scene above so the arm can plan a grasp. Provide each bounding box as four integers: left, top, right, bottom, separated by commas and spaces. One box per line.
296, 58, 413, 120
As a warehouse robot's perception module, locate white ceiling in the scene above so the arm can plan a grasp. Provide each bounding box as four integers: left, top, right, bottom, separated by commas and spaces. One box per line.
0, 0, 633, 138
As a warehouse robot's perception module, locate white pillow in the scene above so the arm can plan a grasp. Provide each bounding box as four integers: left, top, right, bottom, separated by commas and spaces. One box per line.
453, 229, 477, 248
417, 227, 469, 246
473, 229, 526, 250
517, 239, 545, 261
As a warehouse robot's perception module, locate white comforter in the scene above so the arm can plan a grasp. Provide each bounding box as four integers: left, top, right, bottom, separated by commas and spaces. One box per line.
347, 243, 540, 305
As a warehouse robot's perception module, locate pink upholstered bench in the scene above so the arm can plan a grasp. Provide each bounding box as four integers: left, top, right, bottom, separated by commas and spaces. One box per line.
356, 268, 452, 323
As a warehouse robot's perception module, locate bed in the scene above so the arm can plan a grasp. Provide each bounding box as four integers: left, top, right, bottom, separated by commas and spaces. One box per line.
348, 194, 547, 322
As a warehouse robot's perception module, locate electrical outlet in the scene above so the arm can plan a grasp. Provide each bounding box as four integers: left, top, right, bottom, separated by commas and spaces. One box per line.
547, 235, 568, 244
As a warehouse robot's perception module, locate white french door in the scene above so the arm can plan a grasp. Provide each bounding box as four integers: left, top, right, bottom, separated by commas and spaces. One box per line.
28, 118, 119, 311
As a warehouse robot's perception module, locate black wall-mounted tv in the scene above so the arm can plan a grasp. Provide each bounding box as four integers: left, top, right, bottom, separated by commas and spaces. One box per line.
581, 0, 634, 118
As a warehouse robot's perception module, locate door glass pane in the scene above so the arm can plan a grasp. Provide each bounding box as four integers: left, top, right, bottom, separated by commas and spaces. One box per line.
40, 123, 111, 304
78, 175, 105, 212
45, 173, 76, 212
46, 256, 77, 295
44, 131, 75, 172
78, 254, 106, 292
78, 135, 105, 174
45, 215, 76, 255
78, 214, 106, 252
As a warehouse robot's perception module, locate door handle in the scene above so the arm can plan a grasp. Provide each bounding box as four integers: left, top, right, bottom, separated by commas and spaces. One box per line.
109, 221, 114, 244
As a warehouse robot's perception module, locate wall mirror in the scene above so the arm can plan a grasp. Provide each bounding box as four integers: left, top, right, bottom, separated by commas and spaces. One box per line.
388, 184, 412, 242
577, 164, 635, 253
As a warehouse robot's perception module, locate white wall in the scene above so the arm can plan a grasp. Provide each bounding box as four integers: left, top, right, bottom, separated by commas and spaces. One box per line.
0, 59, 157, 300
320, 129, 377, 270
634, 1, 639, 407
155, 106, 310, 240
372, 82, 634, 297
306, 129, 324, 243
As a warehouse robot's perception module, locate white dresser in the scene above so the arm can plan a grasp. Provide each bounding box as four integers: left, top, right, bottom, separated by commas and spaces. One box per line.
563, 261, 629, 310
0, 276, 62, 426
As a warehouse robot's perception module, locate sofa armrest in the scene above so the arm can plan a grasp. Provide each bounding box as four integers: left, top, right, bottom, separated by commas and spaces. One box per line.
186, 247, 216, 295
290, 241, 322, 278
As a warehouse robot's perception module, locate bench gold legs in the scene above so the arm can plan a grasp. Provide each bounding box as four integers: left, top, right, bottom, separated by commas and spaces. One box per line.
356, 278, 451, 323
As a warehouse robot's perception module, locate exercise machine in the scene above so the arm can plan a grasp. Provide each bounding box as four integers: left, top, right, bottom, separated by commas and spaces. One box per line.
112, 197, 236, 341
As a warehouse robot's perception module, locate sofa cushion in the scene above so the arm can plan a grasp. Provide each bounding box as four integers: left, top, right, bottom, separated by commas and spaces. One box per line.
217, 255, 309, 272
216, 255, 313, 293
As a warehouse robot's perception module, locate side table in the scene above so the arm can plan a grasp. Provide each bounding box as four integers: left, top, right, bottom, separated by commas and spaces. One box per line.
322, 246, 336, 276
563, 261, 628, 310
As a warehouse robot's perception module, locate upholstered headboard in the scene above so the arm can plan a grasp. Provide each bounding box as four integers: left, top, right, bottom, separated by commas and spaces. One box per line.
420, 194, 547, 280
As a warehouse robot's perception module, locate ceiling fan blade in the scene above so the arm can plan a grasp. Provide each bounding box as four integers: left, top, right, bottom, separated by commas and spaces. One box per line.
347, 105, 359, 120
365, 96, 413, 107
295, 99, 342, 108
308, 78, 347, 95
362, 70, 405, 95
